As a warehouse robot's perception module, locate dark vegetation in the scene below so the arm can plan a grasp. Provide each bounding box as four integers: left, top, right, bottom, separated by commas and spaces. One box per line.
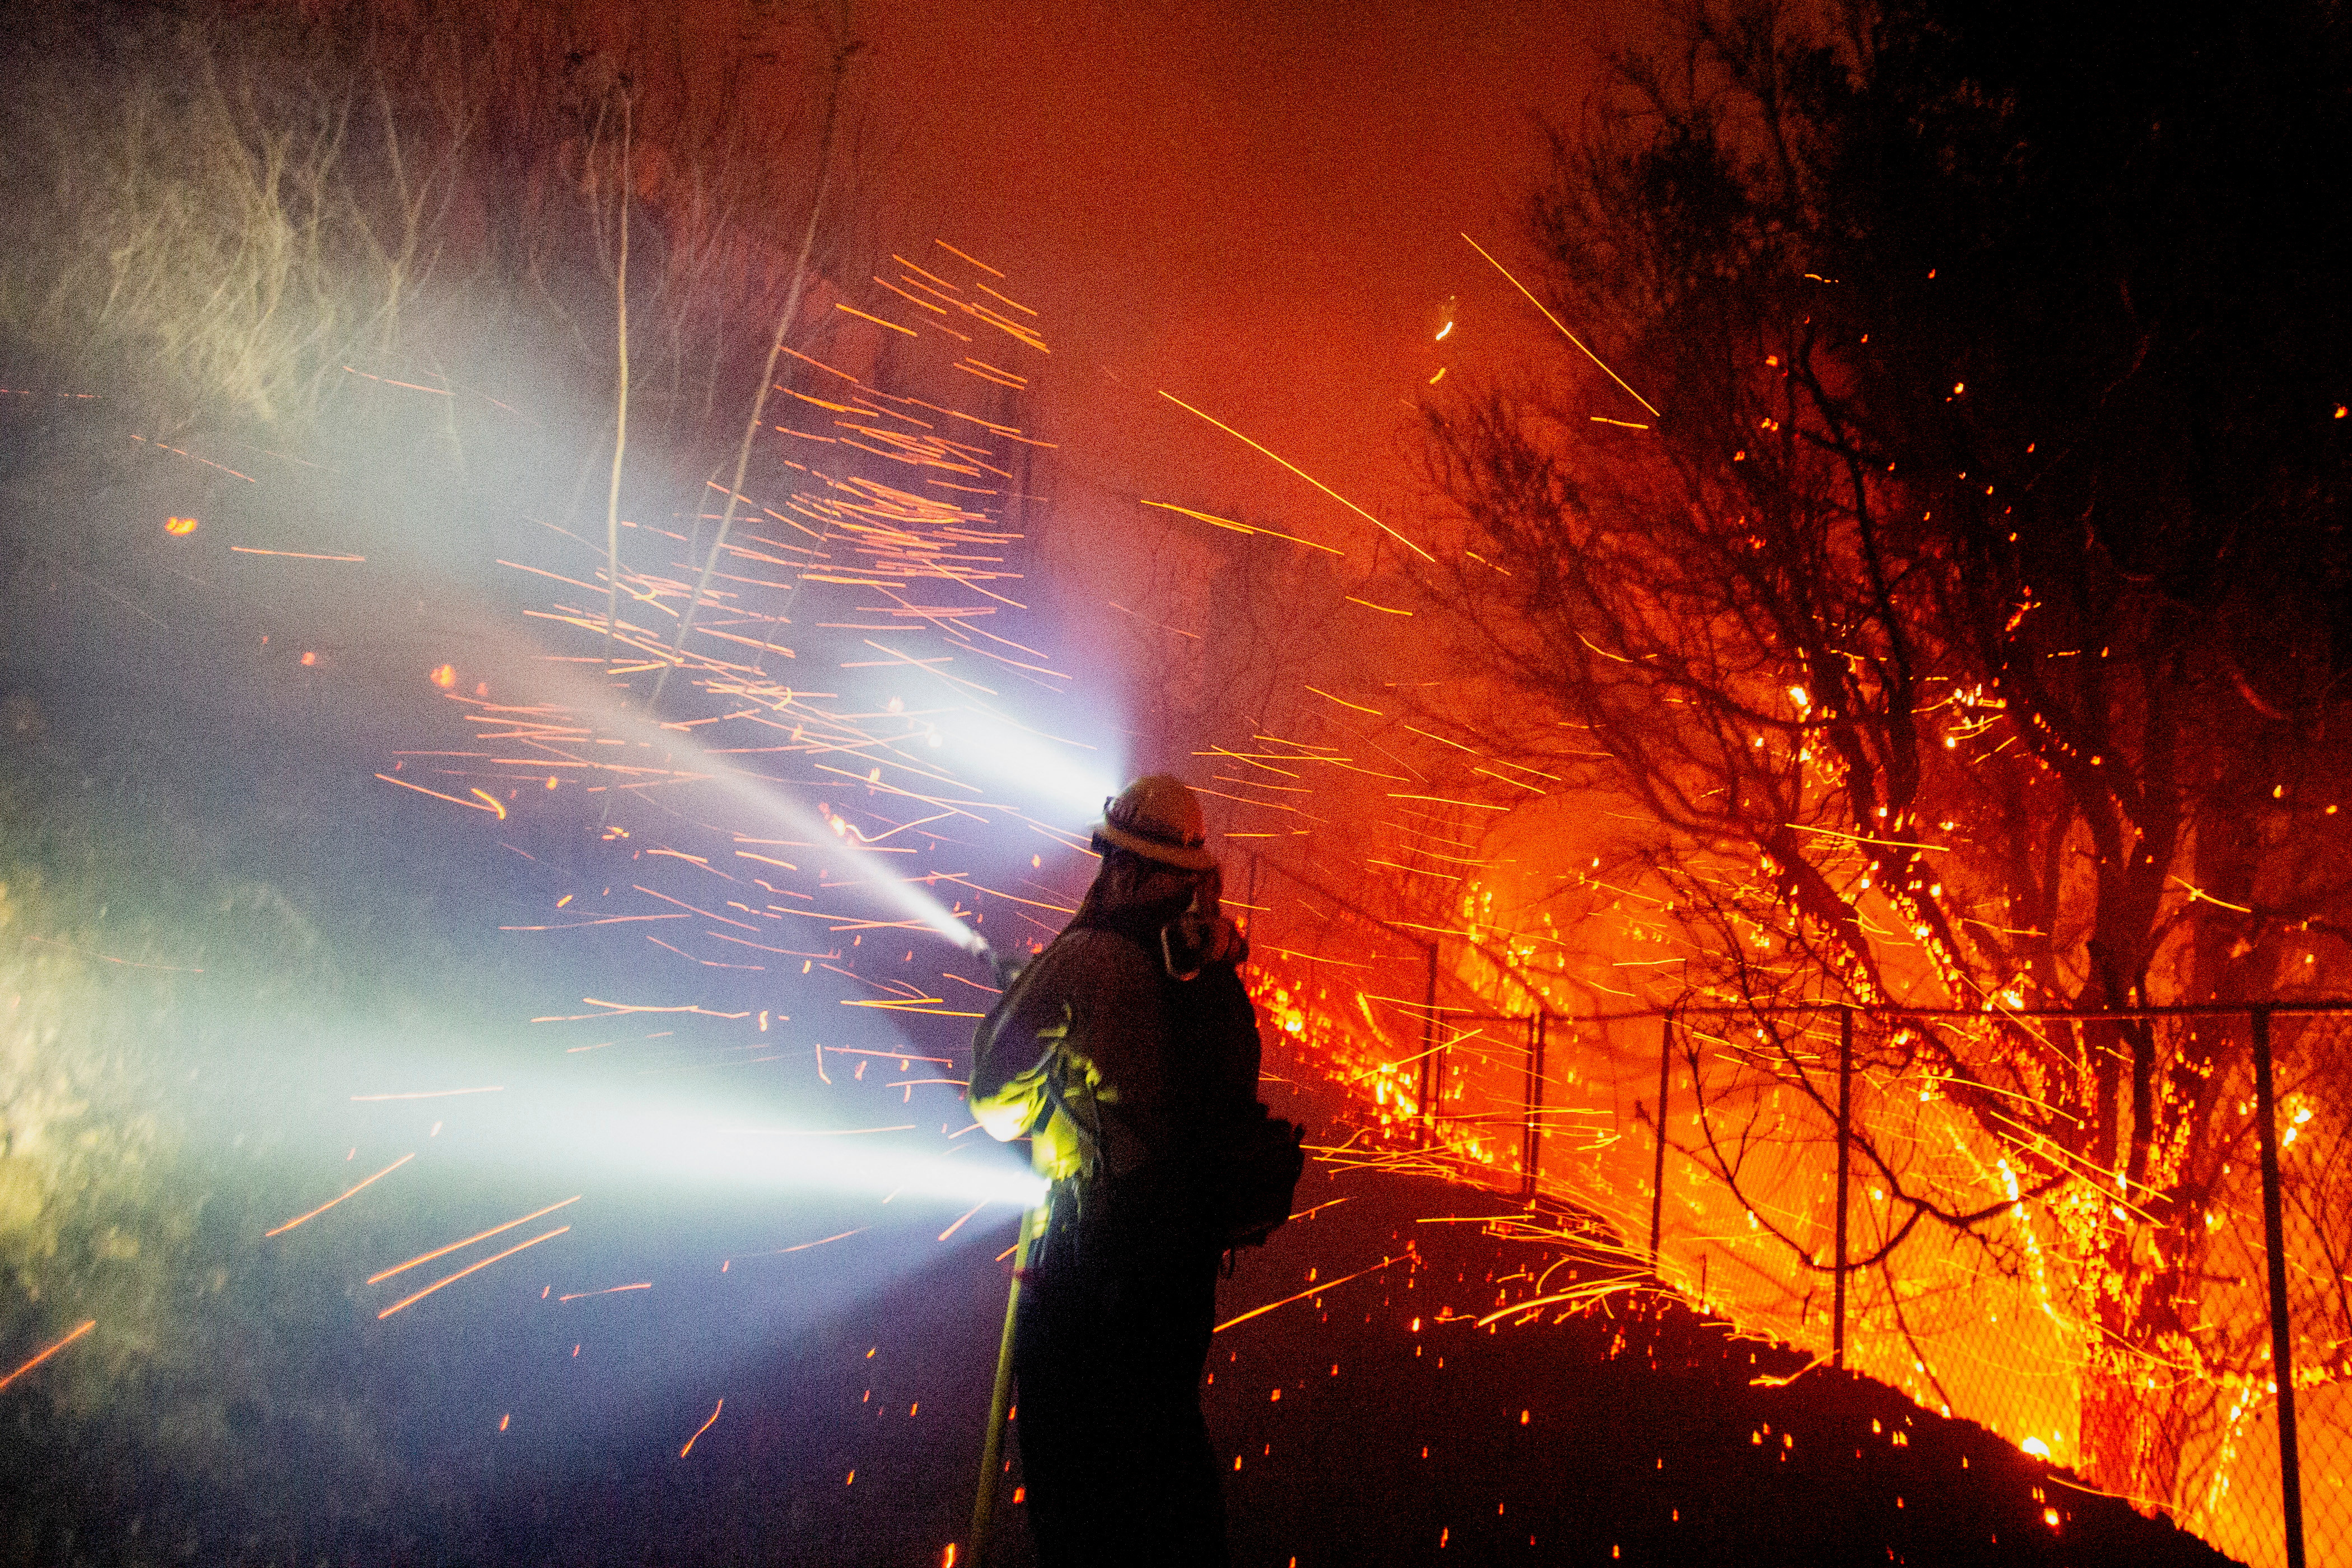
0, 0, 859, 453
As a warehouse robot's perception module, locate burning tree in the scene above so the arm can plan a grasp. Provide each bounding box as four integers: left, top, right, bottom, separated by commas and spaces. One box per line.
1409, 0, 2352, 1518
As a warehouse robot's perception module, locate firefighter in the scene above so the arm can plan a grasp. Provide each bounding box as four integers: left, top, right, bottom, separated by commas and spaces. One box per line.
967, 775, 1268, 1568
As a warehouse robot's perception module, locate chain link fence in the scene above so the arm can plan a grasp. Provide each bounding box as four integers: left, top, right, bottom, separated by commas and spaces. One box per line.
1227, 853, 1447, 1155
1227, 851, 2349, 1565
1231, 851, 1631, 1193
1517, 1002, 2349, 1568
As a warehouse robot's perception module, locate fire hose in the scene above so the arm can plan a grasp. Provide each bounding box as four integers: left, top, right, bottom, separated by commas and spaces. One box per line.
966, 1193, 1047, 1567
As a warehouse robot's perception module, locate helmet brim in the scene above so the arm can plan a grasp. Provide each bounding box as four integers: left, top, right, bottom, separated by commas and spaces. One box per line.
1092, 818, 1218, 871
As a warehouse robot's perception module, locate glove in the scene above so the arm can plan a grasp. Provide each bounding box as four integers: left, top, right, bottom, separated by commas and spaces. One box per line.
1161, 912, 1247, 979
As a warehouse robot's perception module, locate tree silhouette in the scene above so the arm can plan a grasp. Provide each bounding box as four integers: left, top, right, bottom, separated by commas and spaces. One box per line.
1412, 0, 2352, 1510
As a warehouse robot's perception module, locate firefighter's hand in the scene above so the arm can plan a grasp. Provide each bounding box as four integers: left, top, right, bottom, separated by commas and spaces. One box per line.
1162, 911, 1247, 979
1198, 916, 1247, 966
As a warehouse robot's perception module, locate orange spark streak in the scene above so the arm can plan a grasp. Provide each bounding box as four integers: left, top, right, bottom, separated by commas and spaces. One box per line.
679, 1398, 724, 1457
839, 999, 984, 1018
1746, 1357, 1827, 1388
1190, 784, 1326, 820
646, 934, 763, 969
534, 999, 753, 1021
350, 1086, 503, 1101
341, 365, 452, 396
892, 254, 960, 292
641, 847, 729, 874
1255, 944, 1373, 968
376, 1225, 570, 1319
2166, 874, 2255, 914
20, 934, 202, 972
955, 361, 1026, 389
1155, 391, 1433, 561
836, 302, 918, 338
1107, 600, 1204, 640
1216, 1254, 1404, 1334
962, 355, 1027, 385
374, 773, 501, 813
1462, 233, 1661, 418
1138, 500, 1343, 556
819, 1047, 953, 1063
747, 1228, 866, 1257
1781, 823, 1953, 853
704, 932, 836, 962
228, 547, 367, 562
368, 1196, 584, 1284
500, 558, 607, 594
936, 1202, 986, 1242
874, 275, 951, 317
266, 1152, 415, 1236
0, 1319, 95, 1392
923, 872, 1073, 914
129, 433, 254, 481
558, 1282, 652, 1301
1386, 793, 1510, 812
774, 908, 951, 936
976, 283, 1035, 316
1473, 1279, 1653, 1329
934, 239, 1004, 277
499, 913, 691, 931
1305, 685, 1381, 715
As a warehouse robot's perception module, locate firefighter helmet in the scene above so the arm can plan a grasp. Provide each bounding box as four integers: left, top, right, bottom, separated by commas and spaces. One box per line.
1093, 774, 1216, 870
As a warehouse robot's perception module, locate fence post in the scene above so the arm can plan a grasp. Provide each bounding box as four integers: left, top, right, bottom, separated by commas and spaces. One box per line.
1521, 1011, 1547, 1202
1833, 1006, 1852, 1371
1649, 1012, 1671, 1263
1418, 941, 1440, 1141
2251, 1006, 2307, 1568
